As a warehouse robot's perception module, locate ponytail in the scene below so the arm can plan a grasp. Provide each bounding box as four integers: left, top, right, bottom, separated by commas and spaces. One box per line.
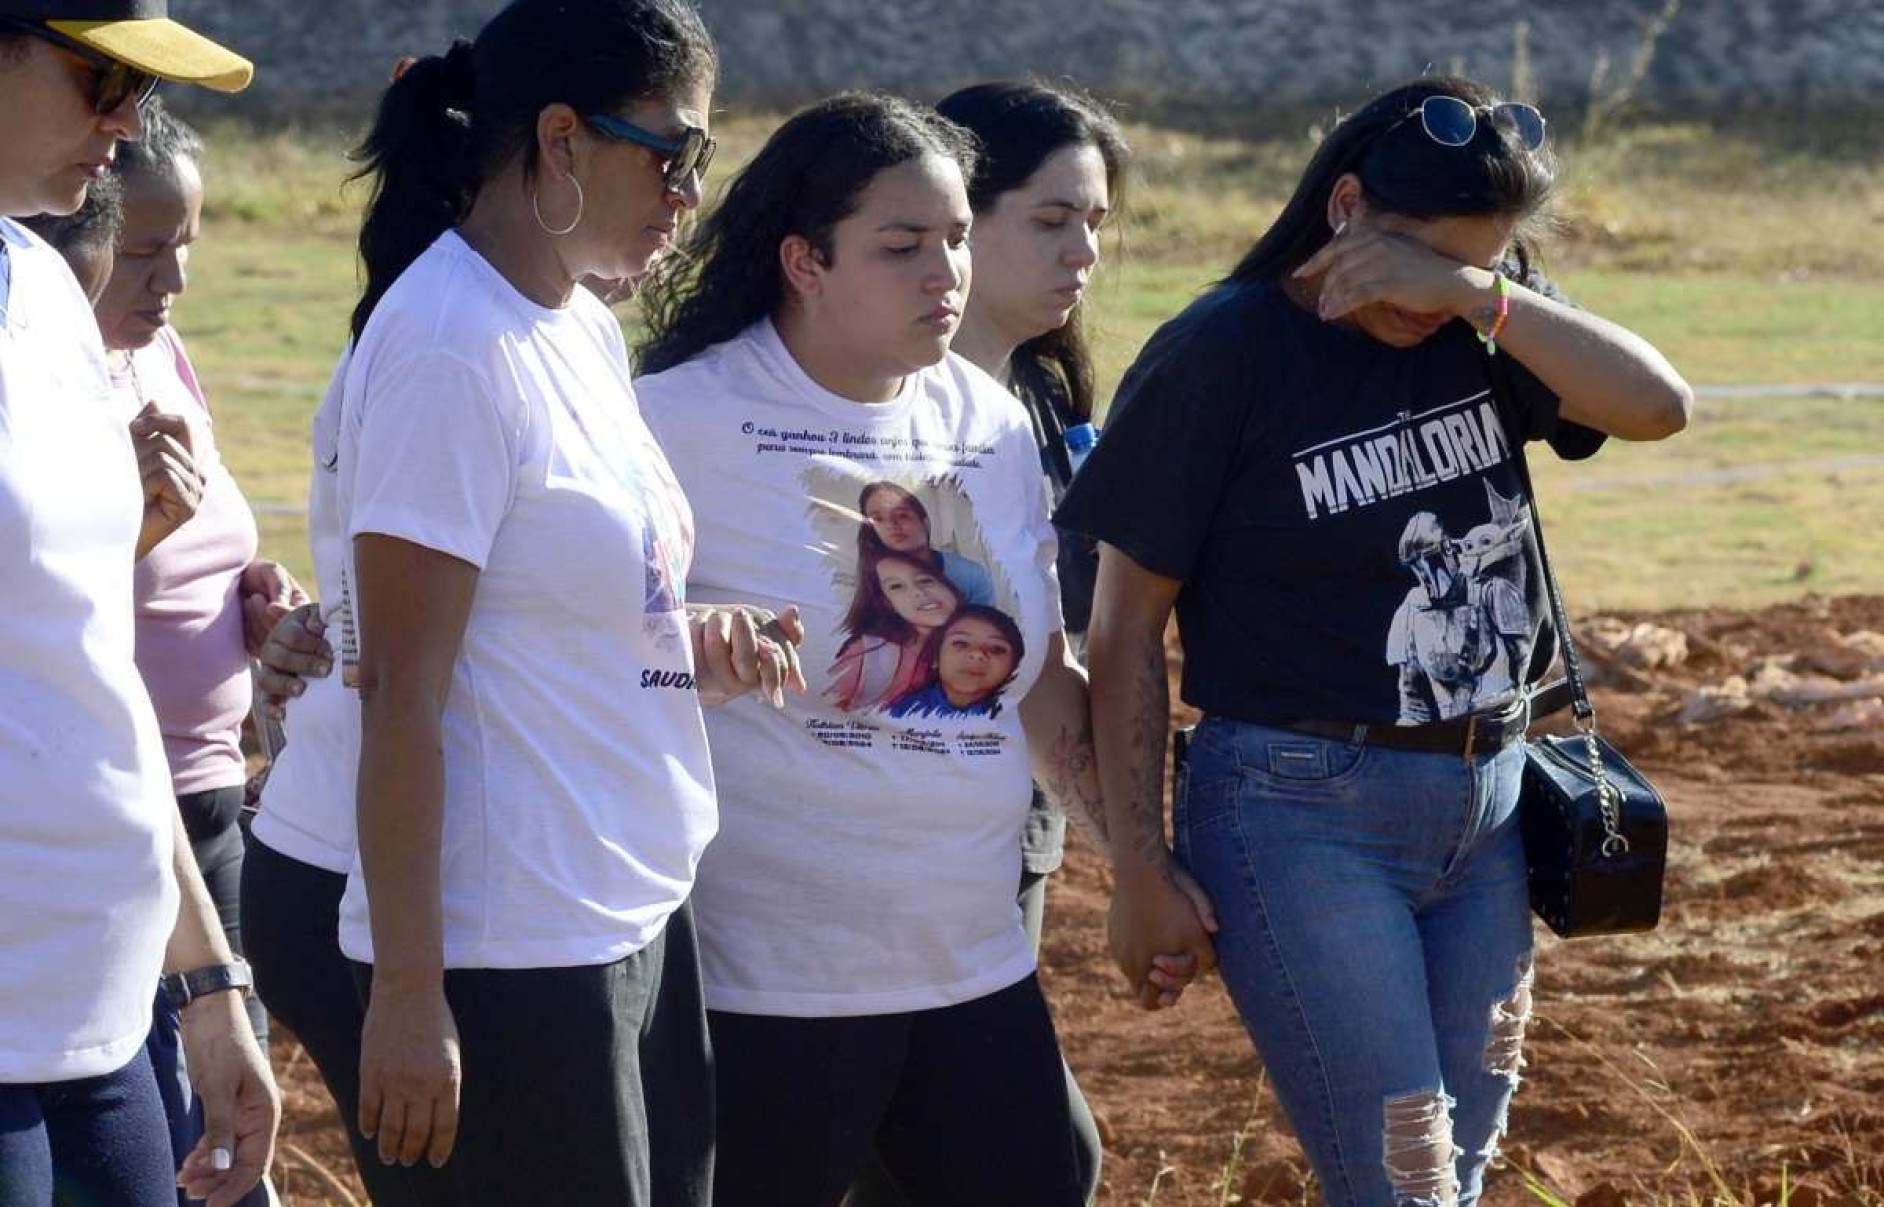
346, 0, 715, 343
348, 40, 478, 340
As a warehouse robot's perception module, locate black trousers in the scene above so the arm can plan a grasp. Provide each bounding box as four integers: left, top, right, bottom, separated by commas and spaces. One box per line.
847, 872, 1103, 1207
180, 786, 267, 1043
241, 837, 453, 1207
351, 906, 714, 1207
711, 974, 1083, 1207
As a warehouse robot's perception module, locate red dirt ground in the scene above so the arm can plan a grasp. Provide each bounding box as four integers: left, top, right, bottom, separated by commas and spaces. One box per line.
264, 596, 1884, 1207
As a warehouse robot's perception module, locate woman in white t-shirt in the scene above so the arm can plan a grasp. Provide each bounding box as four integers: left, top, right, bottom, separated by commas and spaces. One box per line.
0, 8, 277, 1207
308, 3, 798, 1205
846, 83, 1147, 1207
635, 93, 1124, 1207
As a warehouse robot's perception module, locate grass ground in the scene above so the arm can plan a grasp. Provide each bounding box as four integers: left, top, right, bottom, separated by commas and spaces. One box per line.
181, 111, 1884, 612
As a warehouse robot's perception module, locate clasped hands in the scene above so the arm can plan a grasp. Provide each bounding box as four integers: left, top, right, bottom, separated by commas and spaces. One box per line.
1109, 854, 1219, 1011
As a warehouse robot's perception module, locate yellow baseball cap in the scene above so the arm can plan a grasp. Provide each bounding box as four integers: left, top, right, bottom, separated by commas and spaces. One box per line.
2, 1, 252, 92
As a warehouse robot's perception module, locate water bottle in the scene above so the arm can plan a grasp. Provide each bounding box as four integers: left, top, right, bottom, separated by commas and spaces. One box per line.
1064, 422, 1098, 475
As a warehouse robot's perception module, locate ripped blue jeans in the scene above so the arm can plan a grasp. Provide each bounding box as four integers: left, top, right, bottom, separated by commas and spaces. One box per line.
1175, 717, 1535, 1207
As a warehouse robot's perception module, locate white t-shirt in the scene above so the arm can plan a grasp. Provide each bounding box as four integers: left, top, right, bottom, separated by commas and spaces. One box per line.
335, 232, 715, 969
0, 219, 178, 1082
249, 351, 355, 874
639, 319, 1063, 1017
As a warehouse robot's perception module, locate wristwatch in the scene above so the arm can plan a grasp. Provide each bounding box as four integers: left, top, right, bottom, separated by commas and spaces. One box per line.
161, 960, 254, 1010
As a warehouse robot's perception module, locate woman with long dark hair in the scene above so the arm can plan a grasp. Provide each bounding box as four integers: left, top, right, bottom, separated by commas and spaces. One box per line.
237, 3, 797, 1203
827, 547, 964, 712
637, 93, 1124, 1207
1059, 77, 1690, 1205
843, 80, 1136, 1207
939, 82, 1124, 512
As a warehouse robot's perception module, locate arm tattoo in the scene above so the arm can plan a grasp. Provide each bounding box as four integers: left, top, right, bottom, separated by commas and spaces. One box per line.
1043, 713, 1107, 845
1123, 632, 1171, 869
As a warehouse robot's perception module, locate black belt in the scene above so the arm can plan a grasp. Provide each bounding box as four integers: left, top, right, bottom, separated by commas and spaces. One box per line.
1254, 681, 1576, 761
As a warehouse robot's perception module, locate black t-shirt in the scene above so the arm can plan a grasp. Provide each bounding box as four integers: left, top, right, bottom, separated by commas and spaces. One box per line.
1054, 279, 1604, 726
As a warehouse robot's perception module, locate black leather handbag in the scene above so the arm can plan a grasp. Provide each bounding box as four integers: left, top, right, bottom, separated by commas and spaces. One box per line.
1493, 358, 1669, 939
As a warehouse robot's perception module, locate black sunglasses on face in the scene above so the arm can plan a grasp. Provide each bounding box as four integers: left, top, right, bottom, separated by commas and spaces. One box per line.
1401, 95, 1547, 152
583, 113, 716, 193
0, 16, 159, 115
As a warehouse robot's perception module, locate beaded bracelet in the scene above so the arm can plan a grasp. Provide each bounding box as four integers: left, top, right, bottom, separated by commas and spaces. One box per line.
1477, 274, 1511, 355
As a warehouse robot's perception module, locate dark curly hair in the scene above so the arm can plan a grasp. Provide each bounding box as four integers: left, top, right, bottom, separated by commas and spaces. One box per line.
636, 92, 977, 375
18, 172, 123, 259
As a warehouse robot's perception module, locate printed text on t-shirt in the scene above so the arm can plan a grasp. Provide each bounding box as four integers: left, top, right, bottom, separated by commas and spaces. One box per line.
740, 422, 998, 469
1293, 390, 1513, 521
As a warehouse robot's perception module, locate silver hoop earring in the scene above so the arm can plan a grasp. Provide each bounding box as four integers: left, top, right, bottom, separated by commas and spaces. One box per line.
532, 175, 585, 237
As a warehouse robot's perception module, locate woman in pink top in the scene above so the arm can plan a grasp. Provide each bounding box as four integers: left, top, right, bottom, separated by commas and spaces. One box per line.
96, 97, 303, 1063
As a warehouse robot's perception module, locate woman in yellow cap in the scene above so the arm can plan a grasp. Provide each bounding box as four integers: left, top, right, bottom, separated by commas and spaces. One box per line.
0, 5, 273, 1206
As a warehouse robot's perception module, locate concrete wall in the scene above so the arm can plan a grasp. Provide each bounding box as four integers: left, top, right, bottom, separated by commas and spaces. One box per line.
171, 0, 1884, 118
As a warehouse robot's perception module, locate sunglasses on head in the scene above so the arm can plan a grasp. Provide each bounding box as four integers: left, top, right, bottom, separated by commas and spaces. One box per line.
0, 16, 159, 115
583, 113, 716, 193
1401, 95, 1547, 152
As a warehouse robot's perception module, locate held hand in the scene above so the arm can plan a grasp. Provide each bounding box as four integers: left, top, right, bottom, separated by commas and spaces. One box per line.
1292, 216, 1493, 324
1109, 856, 1219, 1011
240, 560, 312, 656
130, 402, 205, 556
176, 991, 280, 1207
690, 603, 808, 709
254, 602, 334, 720
1139, 862, 1223, 1008
358, 983, 461, 1170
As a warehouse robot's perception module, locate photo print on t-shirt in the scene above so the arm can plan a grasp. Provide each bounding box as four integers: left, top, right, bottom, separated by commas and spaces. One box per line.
1385, 479, 1534, 724
803, 467, 1025, 721
633, 448, 696, 654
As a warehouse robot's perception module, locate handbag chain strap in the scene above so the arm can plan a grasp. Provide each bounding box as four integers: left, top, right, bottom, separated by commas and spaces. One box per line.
1484, 354, 1630, 857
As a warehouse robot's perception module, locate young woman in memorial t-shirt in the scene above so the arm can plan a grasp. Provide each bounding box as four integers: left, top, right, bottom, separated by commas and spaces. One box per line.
635, 93, 1178, 1207
846, 82, 1141, 1207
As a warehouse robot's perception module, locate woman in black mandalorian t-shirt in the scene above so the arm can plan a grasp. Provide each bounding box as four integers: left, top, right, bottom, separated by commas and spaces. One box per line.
1059, 75, 1691, 1207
